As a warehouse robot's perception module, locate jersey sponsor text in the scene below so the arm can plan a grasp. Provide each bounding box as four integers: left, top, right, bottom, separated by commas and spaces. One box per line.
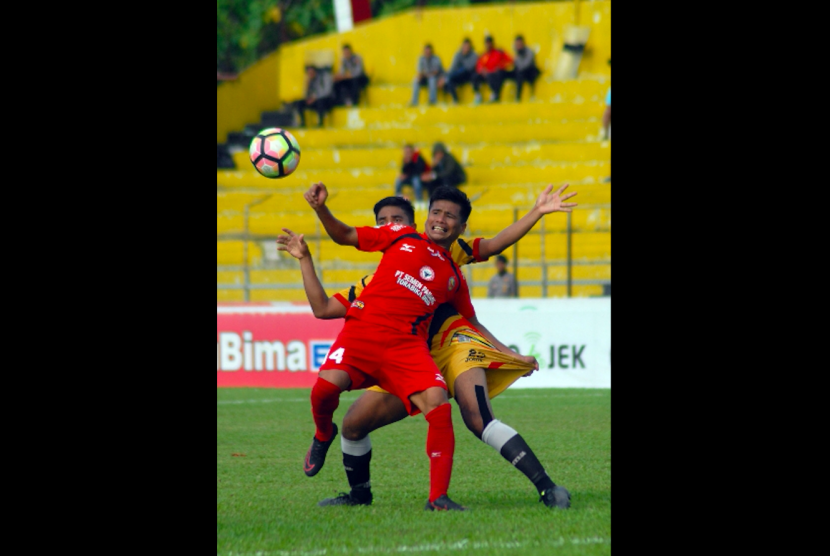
394, 270, 436, 306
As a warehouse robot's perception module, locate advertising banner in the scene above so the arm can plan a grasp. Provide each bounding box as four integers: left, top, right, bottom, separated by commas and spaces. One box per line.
473, 298, 610, 388
217, 304, 342, 388
217, 298, 610, 388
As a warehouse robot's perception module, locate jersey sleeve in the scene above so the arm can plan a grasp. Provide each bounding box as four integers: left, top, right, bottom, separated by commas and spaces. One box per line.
452, 236, 489, 266
332, 274, 374, 307
450, 271, 476, 320
355, 223, 416, 252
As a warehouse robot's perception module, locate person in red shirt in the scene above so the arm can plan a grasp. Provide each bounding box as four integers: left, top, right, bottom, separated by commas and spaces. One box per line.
472, 36, 514, 104
302, 182, 476, 511
393, 144, 431, 203
276, 188, 577, 511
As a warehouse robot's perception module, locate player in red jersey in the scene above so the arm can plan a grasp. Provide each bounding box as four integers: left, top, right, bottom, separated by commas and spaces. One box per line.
277, 190, 575, 510
303, 182, 476, 510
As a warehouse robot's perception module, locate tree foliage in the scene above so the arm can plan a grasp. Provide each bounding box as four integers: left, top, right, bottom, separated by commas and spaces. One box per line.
218, 0, 336, 74
218, 0, 543, 74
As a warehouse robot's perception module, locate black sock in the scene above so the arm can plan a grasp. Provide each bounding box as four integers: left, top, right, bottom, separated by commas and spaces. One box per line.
500, 434, 556, 494
343, 450, 372, 498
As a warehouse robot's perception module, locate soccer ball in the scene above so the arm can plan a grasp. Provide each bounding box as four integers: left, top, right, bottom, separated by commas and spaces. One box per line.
249, 128, 301, 179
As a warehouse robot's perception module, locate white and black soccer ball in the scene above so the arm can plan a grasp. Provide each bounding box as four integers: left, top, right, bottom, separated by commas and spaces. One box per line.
249, 127, 301, 179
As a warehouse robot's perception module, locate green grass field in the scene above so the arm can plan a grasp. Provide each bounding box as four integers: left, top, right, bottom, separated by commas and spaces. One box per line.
217, 387, 610, 556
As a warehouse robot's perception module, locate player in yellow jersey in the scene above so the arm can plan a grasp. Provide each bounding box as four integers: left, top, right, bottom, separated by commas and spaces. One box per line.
276, 184, 577, 510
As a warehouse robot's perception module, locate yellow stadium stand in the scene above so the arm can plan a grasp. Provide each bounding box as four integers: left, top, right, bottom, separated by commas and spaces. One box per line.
217, 1, 611, 302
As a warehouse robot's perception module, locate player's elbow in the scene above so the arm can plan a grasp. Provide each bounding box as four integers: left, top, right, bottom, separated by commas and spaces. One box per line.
310, 306, 330, 319
332, 229, 359, 246
312, 307, 338, 319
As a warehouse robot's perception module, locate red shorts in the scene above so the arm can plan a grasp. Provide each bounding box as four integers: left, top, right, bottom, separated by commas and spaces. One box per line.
318, 319, 448, 415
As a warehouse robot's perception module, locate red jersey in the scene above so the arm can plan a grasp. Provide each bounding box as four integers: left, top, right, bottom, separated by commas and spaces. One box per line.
347, 223, 475, 339
475, 49, 513, 73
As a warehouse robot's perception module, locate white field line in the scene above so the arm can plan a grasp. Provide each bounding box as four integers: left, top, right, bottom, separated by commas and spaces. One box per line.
217, 398, 310, 405
218, 537, 609, 556
217, 391, 607, 406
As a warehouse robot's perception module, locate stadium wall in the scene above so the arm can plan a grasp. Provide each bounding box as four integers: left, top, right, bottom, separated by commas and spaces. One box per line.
216, 298, 611, 389
216, 54, 281, 145
216, 0, 611, 143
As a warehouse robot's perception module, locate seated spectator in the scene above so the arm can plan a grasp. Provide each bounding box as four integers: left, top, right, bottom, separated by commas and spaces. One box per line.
291, 65, 335, 128
506, 35, 541, 101
472, 36, 513, 104
420, 142, 466, 198
333, 44, 369, 107
393, 144, 431, 202
442, 38, 478, 104
410, 43, 444, 107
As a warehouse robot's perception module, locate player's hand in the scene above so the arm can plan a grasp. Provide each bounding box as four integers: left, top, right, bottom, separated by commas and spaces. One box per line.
517, 354, 539, 377
275, 228, 309, 259
304, 182, 329, 211
535, 183, 578, 214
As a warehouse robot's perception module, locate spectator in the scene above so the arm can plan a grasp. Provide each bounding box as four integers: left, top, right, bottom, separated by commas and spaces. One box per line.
442, 38, 478, 104
291, 65, 336, 128
420, 142, 466, 198
487, 255, 518, 298
333, 44, 369, 107
393, 144, 431, 202
410, 43, 444, 107
472, 36, 513, 104
601, 86, 611, 140
506, 35, 541, 101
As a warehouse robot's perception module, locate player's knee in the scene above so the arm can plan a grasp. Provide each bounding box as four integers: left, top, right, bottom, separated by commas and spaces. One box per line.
459, 406, 485, 438
341, 420, 368, 441
341, 408, 371, 440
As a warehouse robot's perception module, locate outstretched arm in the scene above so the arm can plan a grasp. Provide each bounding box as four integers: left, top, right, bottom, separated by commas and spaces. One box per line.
303, 182, 359, 246
275, 228, 348, 319
468, 315, 539, 376
477, 183, 578, 259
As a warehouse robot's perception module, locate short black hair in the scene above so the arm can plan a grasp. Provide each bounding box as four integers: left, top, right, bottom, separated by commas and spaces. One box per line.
373, 196, 415, 226
429, 186, 472, 223
425, 43, 433, 49
496, 254, 508, 264
515, 34, 524, 42
342, 44, 352, 50
462, 38, 471, 45
484, 36, 493, 43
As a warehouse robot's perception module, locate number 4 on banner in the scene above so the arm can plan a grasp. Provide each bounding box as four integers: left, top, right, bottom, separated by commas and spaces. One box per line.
328, 347, 345, 364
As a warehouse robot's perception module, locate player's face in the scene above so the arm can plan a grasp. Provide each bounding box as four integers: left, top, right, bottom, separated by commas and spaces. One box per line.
376, 206, 414, 228
425, 200, 466, 246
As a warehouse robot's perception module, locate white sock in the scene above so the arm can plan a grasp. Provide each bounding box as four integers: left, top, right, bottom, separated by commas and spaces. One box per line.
341, 434, 372, 456
481, 419, 518, 452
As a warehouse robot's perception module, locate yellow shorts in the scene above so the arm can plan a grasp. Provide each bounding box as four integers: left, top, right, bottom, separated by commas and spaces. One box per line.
367, 326, 534, 399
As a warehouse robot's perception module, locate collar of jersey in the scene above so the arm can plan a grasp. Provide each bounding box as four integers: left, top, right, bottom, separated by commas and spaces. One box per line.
419, 231, 452, 256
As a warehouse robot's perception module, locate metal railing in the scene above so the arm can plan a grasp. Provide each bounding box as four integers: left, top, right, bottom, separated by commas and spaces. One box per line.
217, 203, 610, 300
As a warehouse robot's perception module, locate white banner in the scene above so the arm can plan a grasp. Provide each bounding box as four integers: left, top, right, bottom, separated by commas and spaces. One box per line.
472, 298, 610, 389
333, 0, 354, 33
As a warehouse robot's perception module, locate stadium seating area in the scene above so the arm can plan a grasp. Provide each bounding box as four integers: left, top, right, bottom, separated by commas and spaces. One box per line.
217, 3, 610, 302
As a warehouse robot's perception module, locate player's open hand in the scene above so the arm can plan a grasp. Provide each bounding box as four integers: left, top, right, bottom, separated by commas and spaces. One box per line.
275, 228, 310, 259
303, 182, 329, 211
517, 354, 539, 377
535, 183, 578, 214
